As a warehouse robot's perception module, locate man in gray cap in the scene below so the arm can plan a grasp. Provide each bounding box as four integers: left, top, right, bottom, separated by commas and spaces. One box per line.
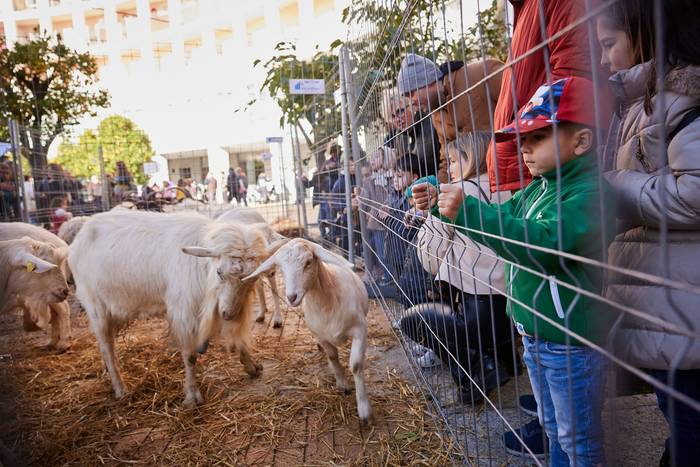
396, 53, 503, 182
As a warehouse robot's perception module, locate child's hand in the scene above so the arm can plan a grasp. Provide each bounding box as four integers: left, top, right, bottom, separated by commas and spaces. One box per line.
437, 184, 465, 221
411, 183, 438, 212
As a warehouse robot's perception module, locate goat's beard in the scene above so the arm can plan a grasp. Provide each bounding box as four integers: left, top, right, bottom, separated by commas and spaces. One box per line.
225, 279, 257, 319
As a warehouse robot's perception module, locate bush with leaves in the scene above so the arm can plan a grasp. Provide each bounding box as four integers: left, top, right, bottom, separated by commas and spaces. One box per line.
55, 115, 153, 185
0, 34, 110, 171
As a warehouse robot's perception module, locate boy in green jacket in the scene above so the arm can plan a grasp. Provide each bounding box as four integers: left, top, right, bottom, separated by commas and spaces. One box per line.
412, 76, 613, 466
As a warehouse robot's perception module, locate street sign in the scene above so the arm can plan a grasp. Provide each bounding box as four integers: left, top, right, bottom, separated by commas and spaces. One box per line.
143, 162, 158, 175
266, 136, 284, 144
289, 78, 325, 95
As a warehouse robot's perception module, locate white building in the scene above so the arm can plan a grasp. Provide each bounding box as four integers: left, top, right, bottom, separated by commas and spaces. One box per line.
0, 0, 349, 201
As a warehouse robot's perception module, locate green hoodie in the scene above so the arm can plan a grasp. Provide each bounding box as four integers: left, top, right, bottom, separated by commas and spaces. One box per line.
431, 155, 614, 345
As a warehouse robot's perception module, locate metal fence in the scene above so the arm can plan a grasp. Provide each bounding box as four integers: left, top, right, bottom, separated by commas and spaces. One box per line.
289, 0, 700, 466
1, 119, 303, 228
3, 0, 699, 465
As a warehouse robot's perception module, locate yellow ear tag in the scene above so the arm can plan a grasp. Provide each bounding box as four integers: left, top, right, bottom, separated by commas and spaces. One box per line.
26, 261, 37, 273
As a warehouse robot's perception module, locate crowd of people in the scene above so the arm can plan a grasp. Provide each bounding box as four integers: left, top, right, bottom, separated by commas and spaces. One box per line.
305, 1, 699, 466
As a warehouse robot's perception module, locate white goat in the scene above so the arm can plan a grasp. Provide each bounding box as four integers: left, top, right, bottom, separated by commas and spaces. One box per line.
217, 209, 285, 327
57, 216, 89, 245
69, 209, 268, 407
0, 223, 72, 350
244, 238, 373, 425
0, 237, 69, 316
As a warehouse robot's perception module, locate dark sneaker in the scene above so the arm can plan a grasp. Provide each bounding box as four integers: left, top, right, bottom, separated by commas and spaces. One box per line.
519, 394, 538, 417
456, 358, 511, 405
503, 419, 548, 459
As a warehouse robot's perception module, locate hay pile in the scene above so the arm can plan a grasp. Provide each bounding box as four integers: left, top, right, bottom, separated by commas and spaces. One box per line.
0, 294, 460, 465
270, 217, 305, 238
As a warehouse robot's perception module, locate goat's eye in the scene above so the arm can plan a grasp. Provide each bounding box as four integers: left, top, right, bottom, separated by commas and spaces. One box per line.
305, 260, 312, 268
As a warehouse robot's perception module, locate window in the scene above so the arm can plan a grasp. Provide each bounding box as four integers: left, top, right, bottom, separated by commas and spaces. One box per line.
280, 1, 299, 28
179, 167, 191, 179
313, 0, 334, 15
245, 15, 264, 46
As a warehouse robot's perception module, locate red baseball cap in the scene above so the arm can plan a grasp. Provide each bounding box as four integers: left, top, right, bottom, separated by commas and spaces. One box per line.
494, 76, 597, 142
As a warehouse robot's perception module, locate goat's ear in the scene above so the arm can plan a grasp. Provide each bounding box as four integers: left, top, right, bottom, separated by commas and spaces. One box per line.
242, 255, 277, 282
14, 251, 57, 273
265, 238, 289, 256
182, 246, 218, 258
308, 242, 354, 268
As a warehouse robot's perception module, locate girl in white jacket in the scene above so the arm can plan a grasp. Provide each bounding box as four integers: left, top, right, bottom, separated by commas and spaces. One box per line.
400, 132, 517, 402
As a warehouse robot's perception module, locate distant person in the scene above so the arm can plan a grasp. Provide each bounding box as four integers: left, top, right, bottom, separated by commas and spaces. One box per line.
205, 172, 218, 203
226, 168, 237, 204
235, 167, 248, 206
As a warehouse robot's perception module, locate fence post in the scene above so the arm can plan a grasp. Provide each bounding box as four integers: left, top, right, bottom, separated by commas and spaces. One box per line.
339, 46, 356, 265
8, 119, 29, 222
289, 124, 304, 236
277, 140, 289, 218
341, 47, 371, 267
292, 124, 309, 236
98, 144, 110, 211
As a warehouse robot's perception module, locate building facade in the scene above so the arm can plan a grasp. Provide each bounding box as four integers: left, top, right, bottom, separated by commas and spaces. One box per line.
0, 0, 348, 201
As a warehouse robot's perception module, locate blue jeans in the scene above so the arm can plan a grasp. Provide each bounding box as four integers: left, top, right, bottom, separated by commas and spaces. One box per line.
522, 336, 606, 467
318, 202, 332, 240
368, 230, 387, 278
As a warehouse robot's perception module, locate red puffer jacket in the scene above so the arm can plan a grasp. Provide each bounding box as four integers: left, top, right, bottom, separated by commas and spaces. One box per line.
488, 0, 593, 192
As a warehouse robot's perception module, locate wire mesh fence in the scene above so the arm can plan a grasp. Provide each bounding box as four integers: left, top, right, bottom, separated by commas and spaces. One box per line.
0, 118, 303, 229
2, 0, 699, 465
288, 0, 700, 466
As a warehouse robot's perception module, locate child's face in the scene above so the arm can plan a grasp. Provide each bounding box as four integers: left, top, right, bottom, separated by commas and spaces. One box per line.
597, 19, 635, 73
393, 170, 415, 192
447, 148, 468, 183
520, 126, 589, 177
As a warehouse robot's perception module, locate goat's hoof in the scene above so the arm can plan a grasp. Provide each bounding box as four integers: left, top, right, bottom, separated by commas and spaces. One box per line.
359, 413, 375, 427
272, 321, 283, 329
197, 340, 210, 354
246, 364, 263, 378
316, 344, 325, 353
113, 386, 127, 400
255, 316, 265, 323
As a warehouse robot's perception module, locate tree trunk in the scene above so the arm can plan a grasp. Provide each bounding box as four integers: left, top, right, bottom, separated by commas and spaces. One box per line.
29, 130, 48, 177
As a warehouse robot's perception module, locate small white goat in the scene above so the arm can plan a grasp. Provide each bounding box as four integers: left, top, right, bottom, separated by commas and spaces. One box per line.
0, 223, 72, 350
244, 238, 373, 425
217, 209, 285, 327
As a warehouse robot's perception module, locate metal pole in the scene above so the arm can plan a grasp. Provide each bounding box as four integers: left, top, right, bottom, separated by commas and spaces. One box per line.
341, 47, 371, 267
98, 145, 110, 210
8, 119, 29, 222
339, 46, 355, 265
278, 141, 289, 218
289, 124, 304, 236
292, 123, 309, 236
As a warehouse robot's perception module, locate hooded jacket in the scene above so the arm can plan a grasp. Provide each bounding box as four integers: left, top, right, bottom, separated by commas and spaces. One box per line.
605, 62, 700, 370
488, 0, 593, 192
432, 156, 615, 345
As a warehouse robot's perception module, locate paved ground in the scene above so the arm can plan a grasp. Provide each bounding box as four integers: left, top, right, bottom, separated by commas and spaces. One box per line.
380, 298, 669, 467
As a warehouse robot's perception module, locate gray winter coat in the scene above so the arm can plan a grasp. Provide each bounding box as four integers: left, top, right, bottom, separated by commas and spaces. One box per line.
605, 62, 700, 370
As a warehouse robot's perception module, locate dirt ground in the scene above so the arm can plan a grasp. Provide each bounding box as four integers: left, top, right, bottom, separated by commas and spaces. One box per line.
0, 289, 459, 466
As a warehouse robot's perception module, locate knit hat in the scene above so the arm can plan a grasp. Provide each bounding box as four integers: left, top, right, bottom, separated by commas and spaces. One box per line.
397, 53, 444, 95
